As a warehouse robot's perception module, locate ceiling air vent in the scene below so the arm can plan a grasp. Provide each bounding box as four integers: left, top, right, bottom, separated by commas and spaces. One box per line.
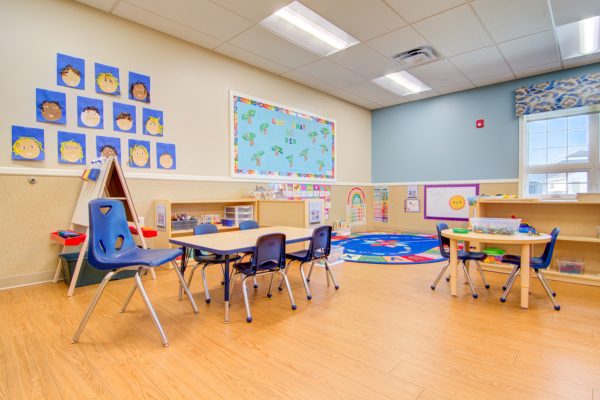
393, 46, 439, 68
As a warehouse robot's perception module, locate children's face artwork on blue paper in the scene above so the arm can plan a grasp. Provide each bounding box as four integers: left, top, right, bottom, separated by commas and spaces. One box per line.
142, 108, 163, 136
12, 126, 45, 161
129, 72, 151, 103
95, 63, 120, 95
77, 96, 104, 129
36, 89, 66, 124
156, 143, 176, 169
57, 131, 86, 165
128, 139, 151, 168
96, 135, 121, 163
57, 53, 85, 89
113, 102, 136, 133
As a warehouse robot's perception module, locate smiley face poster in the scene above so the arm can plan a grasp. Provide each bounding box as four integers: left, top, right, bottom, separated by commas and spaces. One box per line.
113, 102, 136, 133
36, 89, 66, 125
77, 96, 103, 129
12, 126, 44, 161
128, 139, 150, 168
57, 53, 85, 90
129, 71, 150, 103
156, 143, 176, 170
142, 108, 163, 136
95, 63, 120, 95
57, 131, 86, 165
96, 135, 121, 163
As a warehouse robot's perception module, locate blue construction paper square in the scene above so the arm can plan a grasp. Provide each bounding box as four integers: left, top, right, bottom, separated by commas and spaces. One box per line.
36, 89, 66, 124
12, 126, 45, 161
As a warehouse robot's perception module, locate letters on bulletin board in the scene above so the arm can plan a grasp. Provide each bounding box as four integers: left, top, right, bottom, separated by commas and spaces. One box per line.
231, 92, 335, 181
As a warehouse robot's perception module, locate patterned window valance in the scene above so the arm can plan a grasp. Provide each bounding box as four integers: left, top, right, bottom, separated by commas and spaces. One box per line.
515, 71, 600, 116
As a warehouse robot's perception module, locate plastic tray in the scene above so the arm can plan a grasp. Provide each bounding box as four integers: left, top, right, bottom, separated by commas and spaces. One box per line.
129, 226, 158, 238
50, 231, 86, 246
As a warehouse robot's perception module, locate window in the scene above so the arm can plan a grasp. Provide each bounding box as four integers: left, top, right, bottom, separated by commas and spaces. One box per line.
520, 105, 600, 197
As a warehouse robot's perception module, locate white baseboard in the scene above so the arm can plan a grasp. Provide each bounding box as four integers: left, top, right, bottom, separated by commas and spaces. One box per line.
0, 270, 60, 291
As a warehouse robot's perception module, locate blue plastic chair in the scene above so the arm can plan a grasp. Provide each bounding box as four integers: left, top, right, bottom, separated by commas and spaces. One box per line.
500, 228, 561, 310
238, 220, 260, 288
431, 222, 490, 298
230, 233, 296, 322
185, 224, 240, 304
72, 199, 198, 347
278, 225, 338, 299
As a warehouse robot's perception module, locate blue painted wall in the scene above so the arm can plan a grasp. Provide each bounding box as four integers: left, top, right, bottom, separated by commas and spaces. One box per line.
371, 63, 600, 183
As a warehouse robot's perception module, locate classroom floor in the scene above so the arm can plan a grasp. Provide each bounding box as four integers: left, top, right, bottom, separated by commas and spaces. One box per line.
1, 261, 600, 400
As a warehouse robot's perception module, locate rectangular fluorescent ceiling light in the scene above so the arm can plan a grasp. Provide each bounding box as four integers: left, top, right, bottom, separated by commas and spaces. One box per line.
372, 71, 431, 96
556, 15, 600, 59
260, 1, 359, 56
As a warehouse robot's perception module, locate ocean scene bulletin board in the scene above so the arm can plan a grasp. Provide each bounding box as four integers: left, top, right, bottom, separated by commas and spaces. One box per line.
231, 92, 335, 181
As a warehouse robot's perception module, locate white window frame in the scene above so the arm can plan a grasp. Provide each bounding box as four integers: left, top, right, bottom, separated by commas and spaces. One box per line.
519, 104, 600, 198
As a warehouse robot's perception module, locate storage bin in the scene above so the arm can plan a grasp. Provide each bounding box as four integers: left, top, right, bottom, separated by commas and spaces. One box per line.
224, 205, 254, 225
327, 245, 344, 263
171, 219, 198, 231
556, 258, 584, 274
221, 218, 235, 227
482, 247, 505, 264
470, 217, 521, 235
60, 252, 136, 287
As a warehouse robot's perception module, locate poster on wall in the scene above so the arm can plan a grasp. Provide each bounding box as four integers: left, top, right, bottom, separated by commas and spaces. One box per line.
12, 126, 44, 161
95, 63, 120, 95
268, 183, 332, 219
77, 96, 103, 129
113, 102, 136, 133
96, 135, 121, 163
346, 187, 366, 225
142, 108, 164, 136
57, 131, 86, 165
56, 53, 85, 90
373, 186, 389, 223
156, 142, 176, 170
36, 89, 66, 125
231, 92, 335, 182
129, 71, 151, 103
424, 184, 479, 221
128, 139, 151, 168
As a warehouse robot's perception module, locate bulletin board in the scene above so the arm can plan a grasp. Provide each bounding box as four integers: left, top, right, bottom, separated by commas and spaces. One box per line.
424, 184, 479, 221
231, 92, 335, 181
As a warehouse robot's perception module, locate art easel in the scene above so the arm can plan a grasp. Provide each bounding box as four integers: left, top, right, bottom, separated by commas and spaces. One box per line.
53, 157, 156, 296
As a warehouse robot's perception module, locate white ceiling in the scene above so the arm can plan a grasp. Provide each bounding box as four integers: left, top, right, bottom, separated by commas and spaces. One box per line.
76, 0, 600, 110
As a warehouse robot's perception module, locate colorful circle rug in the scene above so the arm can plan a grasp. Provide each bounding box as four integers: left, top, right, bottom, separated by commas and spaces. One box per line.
332, 232, 444, 265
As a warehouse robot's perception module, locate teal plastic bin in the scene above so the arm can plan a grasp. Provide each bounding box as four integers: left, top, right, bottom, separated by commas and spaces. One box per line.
60, 252, 136, 287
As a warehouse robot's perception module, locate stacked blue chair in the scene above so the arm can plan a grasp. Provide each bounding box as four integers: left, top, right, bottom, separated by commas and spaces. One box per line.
72, 198, 198, 347
279, 225, 338, 299
500, 228, 561, 310
431, 222, 490, 298
230, 233, 296, 322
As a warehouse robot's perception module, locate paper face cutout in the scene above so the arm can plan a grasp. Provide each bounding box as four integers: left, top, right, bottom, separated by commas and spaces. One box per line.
12, 126, 45, 161
58, 131, 86, 165
57, 53, 85, 90
96, 135, 121, 163
128, 139, 151, 168
156, 143, 176, 170
129, 71, 151, 103
142, 108, 163, 136
113, 102, 136, 133
95, 63, 120, 95
36, 89, 66, 124
77, 96, 104, 129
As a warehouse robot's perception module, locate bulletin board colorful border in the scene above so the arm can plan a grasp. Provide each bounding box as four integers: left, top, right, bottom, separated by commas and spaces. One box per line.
230, 91, 336, 181
423, 184, 479, 222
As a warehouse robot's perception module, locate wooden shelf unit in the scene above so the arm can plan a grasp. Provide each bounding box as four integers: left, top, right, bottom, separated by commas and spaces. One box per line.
474, 198, 600, 286
154, 199, 257, 248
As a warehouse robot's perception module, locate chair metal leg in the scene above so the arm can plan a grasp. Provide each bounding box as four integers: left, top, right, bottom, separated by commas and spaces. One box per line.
253, 276, 258, 289
299, 262, 312, 300
475, 261, 490, 289
536, 269, 561, 310
267, 274, 274, 298
171, 261, 199, 314
307, 262, 315, 282
278, 270, 297, 310
502, 266, 519, 290
278, 259, 294, 291
180, 264, 200, 301
431, 261, 450, 290
324, 260, 339, 290
461, 262, 478, 299
72, 270, 117, 344
500, 267, 519, 302
242, 275, 253, 323
134, 272, 169, 346
121, 268, 141, 313
201, 263, 212, 304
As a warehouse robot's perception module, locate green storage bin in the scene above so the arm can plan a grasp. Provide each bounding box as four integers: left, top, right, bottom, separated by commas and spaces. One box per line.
60, 252, 136, 287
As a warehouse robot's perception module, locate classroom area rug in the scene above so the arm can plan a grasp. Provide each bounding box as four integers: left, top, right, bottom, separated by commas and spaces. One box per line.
331, 232, 445, 265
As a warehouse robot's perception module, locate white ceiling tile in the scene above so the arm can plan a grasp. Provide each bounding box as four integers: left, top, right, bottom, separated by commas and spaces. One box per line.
328, 44, 401, 80
210, 0, 292, 22
366, 26, 430, 58
293, 59, 365, 88
229, 26, 320, 69
403, 90, 440, 102
300, 0, 406, 41
331, 90, 381, 109
513, 62, 563, 79
384, 0, 465, 23
75, 0, 117, 12
113, 2, 224, 49
214, 43, 290, 74
436, 81, 475, 94
562, 52, 600, 68
375, 98, 408, 108
408, 59, 470, 89
282, 70, 340, 93
450, 46, 512, 80
498, 30, 560, 71
471, 72, 516, 87
345, 81, 408, 105
412, 5, 493, 57
472, 0, 552, 43
123, 0, 253, 41
550, 0, 600, 26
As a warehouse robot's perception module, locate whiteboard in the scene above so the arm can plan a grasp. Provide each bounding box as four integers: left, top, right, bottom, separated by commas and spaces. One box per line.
424, 184, 479, 221
70, 158, 112, 227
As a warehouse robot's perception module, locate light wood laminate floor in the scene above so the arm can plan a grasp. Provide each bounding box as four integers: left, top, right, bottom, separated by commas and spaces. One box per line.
1, 261, 600, 399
